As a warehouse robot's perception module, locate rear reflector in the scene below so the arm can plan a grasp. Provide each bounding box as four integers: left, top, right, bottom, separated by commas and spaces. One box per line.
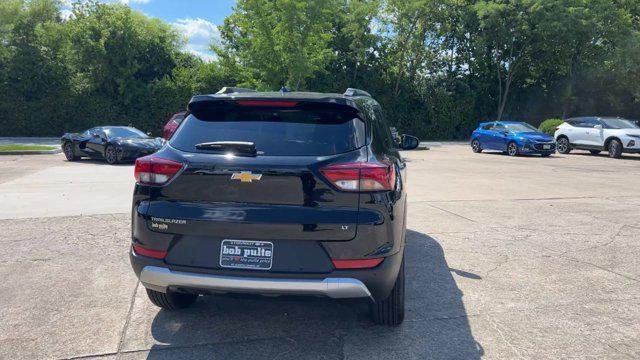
134, 156, 183, 185
320, 161, 396, 192
236, 100, 299, 107
132, 244, 167, 259
332, 258, 384, 269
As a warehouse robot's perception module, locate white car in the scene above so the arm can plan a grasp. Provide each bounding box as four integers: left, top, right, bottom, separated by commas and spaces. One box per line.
554, 117, 640, 158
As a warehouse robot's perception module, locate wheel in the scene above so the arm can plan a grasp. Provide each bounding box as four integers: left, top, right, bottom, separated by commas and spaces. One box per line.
105, 145, 119, 164
371, 258, 405, 326
146, 288, 198, 310
507, 142, 519, 156
589, 150, 601, 155
471, 139, 482, 153
63, 142, 79, 161
608, 139, 622, 158
556, 137, 571, 154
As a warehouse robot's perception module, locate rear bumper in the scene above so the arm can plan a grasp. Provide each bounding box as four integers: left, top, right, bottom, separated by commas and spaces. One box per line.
140, 266, 372, 300
130, 247, 403, 302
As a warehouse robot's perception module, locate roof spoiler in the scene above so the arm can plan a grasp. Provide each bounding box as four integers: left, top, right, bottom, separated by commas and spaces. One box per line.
343, 88, 371, 97
216, 87, 258, 94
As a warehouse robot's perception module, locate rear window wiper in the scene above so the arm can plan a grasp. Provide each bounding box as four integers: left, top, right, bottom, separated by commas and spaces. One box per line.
195, 141, 257, 156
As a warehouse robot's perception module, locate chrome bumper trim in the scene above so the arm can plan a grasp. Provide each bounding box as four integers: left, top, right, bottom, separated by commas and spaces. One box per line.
140, 266, 372, 299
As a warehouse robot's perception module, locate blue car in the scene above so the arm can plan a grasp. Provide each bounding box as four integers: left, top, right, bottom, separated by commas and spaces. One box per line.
470, 121, 556, 157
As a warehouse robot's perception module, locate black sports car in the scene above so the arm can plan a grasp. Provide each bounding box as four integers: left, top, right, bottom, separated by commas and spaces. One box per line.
61, 126, 164, 164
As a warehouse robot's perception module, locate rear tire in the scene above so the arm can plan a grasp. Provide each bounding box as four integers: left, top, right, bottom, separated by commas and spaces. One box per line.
63, 142, 79, 161
146, 288, 198, 310
556, 137, 571, 154
608, 139, 622, 159
507, 141, 519, 156
589, 150, 601, 155
105, 145, 118, 165
471, 139, 482, 153
371, 259, 405, 326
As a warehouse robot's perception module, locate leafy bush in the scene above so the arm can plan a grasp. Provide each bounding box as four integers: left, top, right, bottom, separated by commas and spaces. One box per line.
538, 118, 564, 135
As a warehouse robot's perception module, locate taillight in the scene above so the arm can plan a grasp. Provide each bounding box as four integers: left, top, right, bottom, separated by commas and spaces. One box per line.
134, 155, 183, 185
332, 258, 384, 269
320, 161, 396, 192
132, 244, 167, 259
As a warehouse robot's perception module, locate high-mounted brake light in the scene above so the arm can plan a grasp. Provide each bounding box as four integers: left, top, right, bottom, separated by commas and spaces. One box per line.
134, 155, 183, 185
236, 100, 299, 107
332, 258, 384, 269
132, 244, 167, 259
320, 162, 396, 192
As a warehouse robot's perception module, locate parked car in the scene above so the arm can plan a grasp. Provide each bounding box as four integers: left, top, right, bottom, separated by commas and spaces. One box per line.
470, 121, 556, 156
129, 87, 419, 325
555, 117, 640, 158
162, 111, 186, 140
61, 126, 164, 164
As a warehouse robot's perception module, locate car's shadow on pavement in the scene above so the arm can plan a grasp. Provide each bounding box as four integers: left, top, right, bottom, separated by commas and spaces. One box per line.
144, 230, 483, 359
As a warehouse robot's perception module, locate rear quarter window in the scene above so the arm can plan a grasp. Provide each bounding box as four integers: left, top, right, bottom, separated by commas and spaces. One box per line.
170, 107, 366, 156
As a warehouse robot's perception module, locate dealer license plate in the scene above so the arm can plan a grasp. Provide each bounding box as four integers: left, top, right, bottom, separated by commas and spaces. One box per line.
220, 239, 273, 270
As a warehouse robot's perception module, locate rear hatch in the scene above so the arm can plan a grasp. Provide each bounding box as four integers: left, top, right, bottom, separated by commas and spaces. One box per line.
145, 99, 367, 272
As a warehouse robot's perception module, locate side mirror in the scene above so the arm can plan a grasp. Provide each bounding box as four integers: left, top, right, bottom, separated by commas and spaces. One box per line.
399, 134, 420, 150
594, 124, 603, 130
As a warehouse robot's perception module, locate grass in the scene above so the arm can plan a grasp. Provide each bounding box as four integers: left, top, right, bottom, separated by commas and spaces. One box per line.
0, 144, 57, 152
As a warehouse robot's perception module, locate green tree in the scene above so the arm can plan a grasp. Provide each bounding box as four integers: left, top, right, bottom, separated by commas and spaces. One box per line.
215, 0, 336, 90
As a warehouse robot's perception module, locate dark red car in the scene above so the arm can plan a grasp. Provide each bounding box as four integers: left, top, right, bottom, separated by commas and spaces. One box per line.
162, 111, 186, 140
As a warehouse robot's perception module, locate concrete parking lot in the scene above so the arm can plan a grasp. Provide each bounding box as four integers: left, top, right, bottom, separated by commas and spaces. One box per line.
1, 145, 638, 359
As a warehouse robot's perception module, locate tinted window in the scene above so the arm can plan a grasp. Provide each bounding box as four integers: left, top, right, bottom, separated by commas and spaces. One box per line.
481, 123, 493, 130
493, 124, 506, 132
505, 123, 537, 132
104, 127, 147, 138
572, 118, 598, 128
171, 108, 366, 156
373, 106, 394, 149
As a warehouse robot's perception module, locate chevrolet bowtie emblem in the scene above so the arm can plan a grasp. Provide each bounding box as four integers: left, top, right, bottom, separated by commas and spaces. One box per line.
231, 171, 263, 183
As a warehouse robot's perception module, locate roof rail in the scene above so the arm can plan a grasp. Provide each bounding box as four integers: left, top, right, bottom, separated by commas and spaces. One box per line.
216, 87, 258, 94
343, 88, 371, 97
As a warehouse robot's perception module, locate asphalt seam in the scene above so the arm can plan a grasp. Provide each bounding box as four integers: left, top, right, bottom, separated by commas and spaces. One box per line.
115, 280, 140, 359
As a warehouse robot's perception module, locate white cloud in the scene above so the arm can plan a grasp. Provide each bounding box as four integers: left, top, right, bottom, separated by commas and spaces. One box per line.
60, 9, 75, 21
172, 18, 219, 40
172, 18, 220, 62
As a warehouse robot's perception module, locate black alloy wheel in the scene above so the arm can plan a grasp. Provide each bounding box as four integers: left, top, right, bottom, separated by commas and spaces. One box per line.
63, 142, 78, 161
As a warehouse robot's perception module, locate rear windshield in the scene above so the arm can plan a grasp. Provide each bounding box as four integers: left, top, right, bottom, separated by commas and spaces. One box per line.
170, 108, 366, 156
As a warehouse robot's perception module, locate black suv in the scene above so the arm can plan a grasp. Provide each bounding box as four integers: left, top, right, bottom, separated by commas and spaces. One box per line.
130, 88, 419, 325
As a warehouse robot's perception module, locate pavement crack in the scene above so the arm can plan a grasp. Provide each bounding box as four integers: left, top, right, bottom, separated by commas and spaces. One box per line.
563, 257, 639, 283
115, 280, 139, 358
425, 203, 476, 222
560, 224, 627, 257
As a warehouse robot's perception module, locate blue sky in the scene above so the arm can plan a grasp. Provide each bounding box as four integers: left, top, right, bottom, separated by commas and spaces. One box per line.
62, 0, 236, 61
